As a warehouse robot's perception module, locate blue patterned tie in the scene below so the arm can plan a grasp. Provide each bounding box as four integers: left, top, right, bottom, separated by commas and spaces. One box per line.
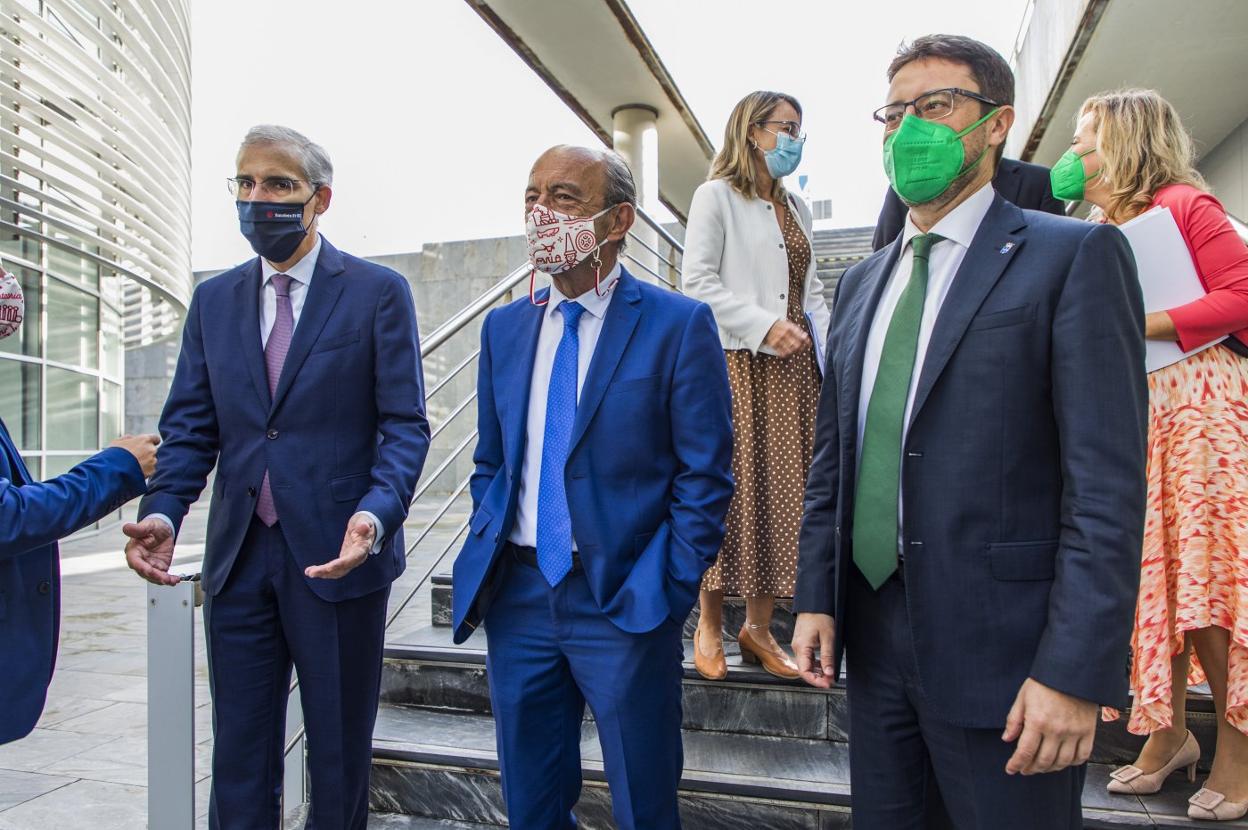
536, 300, 586, 587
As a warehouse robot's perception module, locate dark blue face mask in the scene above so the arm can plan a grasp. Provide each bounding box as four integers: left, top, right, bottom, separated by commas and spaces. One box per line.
236, 191, 318, 262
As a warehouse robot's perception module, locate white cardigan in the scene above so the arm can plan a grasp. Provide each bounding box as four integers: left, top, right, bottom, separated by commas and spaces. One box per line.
681, 178, 831, 355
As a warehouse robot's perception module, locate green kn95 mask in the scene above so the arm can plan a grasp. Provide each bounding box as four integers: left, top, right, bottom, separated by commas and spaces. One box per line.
1049, 148, 1101, 202
882, 109, 1000, 205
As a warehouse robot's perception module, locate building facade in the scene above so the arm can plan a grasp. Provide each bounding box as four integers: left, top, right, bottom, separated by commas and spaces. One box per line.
0, 0, 191, 516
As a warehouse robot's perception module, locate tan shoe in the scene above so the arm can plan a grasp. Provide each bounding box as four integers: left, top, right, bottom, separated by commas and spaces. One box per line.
693, 626, 727, 681
1107, 730, 1200, 795
1188, 787, 1248, 821
737, 624, 800, 679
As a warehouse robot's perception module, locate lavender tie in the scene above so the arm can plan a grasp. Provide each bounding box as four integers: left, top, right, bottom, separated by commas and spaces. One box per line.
255, 273, 294, 526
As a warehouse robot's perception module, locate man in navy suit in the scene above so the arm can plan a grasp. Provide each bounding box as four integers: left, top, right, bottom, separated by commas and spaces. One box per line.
452, 146, 734, 829
792, 36, 1147, 829
0, 264, 159, 744
123, 126, 430, 829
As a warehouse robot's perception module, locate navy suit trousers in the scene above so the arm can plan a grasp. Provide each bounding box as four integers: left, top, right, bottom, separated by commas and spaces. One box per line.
484, 548, 684, 830
844, 567, 1085, 830
204, 518, 388, 830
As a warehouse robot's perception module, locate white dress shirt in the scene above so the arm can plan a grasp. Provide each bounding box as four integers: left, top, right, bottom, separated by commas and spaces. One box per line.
151, 234, 384, 553
856, 182, 995, 534
509, 263, 621, 549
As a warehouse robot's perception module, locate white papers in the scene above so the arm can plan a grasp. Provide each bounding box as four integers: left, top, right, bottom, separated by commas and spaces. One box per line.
1117, 206, 1222, 372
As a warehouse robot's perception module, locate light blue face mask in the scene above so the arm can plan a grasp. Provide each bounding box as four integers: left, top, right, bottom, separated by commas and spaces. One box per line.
763, 131, 804, 178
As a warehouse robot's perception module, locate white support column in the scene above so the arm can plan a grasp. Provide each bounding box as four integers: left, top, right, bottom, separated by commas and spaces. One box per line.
612, 105, 661, 285
147, 574, 202, 830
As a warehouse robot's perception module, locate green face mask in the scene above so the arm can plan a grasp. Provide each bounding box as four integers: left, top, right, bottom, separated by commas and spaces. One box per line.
1049, 148, 1100, 202
882, 108, 1000, 205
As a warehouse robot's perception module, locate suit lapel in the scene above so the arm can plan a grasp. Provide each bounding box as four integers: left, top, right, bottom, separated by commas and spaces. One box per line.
842, 238, 904, 431
502, 292, 547, 472
236, 259, 270, 410
907, 196, 1026, 427
270, 241, 346, 415
567, 270, 641, 453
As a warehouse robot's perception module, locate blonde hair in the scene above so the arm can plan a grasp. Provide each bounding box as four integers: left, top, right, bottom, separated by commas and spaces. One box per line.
1080, 89, 1207, 223
709, 91, 802, 202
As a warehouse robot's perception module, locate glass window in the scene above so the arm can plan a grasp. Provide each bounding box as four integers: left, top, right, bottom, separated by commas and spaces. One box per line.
101, 305, 122, 380
100, 380, 122, 443
46, 278, 99, 369
19, 454, 41, 481
0, 266, 42, 359
47, 239, 100, 291
45, 366, 98, 450
44, 453, 90, 479
0, 358, 42, 450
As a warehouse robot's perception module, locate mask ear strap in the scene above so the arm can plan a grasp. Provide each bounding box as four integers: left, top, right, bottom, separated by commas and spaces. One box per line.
529, 267, 548, 307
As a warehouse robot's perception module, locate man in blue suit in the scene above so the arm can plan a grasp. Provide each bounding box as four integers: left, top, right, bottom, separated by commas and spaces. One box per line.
122, 126, 430, 829
792, 36, 1147, 829
452, 146, 734, 829
0, 264, 158, 744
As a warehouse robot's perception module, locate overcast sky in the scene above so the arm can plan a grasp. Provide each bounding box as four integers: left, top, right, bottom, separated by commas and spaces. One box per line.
189, 0, 1030, 271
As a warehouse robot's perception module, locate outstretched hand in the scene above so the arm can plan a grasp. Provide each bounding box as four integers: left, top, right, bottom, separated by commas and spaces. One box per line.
305, 513, 376, 580
122, 518, 179, 586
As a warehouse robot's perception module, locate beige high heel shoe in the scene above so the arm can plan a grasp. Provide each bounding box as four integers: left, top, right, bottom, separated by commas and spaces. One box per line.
1107, 730, 1200, 795
1189, 787, 1248, 821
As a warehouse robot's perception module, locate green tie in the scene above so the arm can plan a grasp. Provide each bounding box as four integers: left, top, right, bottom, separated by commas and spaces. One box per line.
854, 233, 941, 589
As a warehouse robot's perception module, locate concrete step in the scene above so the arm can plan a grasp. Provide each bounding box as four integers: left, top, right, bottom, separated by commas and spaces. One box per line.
382, 621, 1219, 772
369, 705, 1230, 829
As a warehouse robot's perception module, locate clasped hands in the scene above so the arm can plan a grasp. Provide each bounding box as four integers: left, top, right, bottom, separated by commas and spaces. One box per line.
122, 511, 377, 585
791, 613, 1099, 775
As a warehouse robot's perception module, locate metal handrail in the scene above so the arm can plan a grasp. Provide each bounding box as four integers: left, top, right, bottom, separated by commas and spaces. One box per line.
634, 204, 685, 254
420, 262, 531, 356
426, 348, 481, 402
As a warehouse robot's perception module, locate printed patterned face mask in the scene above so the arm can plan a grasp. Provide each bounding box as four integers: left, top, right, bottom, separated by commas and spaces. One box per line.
525, 203, 619, 304
0, 265, 24, 341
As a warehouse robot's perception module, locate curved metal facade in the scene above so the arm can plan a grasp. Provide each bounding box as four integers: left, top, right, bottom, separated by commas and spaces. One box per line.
0, 0, 190, 484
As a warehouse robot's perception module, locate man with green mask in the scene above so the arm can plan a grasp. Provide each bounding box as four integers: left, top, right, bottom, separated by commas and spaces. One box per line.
791, 34, 1148, 829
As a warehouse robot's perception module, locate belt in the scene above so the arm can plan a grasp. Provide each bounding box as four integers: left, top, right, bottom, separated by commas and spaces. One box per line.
507, 542, 584, 574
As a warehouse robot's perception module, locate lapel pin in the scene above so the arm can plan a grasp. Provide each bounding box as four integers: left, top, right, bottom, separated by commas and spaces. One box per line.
999, 242, 1015, 254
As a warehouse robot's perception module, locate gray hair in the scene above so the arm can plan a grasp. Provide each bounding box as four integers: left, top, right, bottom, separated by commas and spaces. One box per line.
602, 150, 636, 253
239, 125, 334, 187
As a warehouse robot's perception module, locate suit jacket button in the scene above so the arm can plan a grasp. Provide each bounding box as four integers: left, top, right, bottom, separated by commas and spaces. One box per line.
37, 581, 50, 595
266, 429, 279, 440
247, 487, 257, 497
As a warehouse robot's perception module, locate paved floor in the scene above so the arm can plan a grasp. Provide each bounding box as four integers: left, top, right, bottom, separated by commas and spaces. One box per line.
0, 486, 470, 829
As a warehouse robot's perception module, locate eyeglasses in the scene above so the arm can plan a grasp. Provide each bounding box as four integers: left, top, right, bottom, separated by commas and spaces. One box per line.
226, 176, 312, 199
756, 120, 806, 141
873, 88, 1000, 132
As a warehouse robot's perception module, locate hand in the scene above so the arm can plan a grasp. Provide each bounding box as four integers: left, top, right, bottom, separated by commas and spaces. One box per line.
1144, 310, 1177, 341
763, 319, 811, 358
110, 434, 161, 477
122, 518, 179, 586
792, 612, 837, 689
305, 513, 375, 579
1003, 678, 1098, 775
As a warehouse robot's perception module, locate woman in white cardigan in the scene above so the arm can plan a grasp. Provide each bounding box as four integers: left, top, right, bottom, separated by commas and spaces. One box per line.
682, 90, 831, 681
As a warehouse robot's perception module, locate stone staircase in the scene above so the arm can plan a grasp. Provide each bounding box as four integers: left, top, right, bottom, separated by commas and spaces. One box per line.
366, 574, 1237, 829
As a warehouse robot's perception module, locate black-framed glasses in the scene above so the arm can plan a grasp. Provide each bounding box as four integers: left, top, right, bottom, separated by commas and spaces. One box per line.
873, 88, 1001, 131
755, 120, 806, 141
226, 176, 312, 199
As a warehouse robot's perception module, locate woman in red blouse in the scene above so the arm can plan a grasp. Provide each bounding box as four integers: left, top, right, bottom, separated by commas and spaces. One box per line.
1065, 89, 1248, 821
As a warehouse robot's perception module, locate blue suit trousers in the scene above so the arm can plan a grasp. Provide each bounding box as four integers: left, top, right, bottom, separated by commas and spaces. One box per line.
484, 548, 684, 830
204, 518, 388, 830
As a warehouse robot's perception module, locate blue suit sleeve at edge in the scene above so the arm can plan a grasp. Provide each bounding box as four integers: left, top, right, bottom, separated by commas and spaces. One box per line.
0, 446, 146, 560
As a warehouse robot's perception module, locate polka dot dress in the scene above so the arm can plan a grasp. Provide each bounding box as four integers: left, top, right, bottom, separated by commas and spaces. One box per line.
702, 202, 821, 597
